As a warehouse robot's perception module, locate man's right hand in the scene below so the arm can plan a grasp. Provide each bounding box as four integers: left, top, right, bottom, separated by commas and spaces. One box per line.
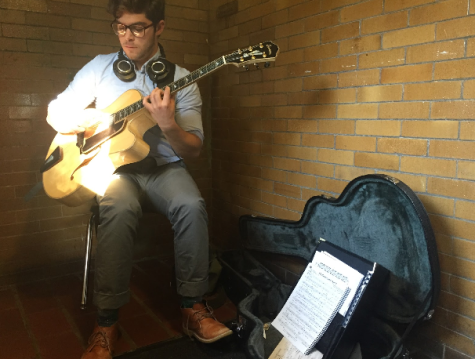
47, 108, 110, 134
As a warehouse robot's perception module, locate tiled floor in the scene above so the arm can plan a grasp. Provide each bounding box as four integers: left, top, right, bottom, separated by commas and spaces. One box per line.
0, 257, 237, 359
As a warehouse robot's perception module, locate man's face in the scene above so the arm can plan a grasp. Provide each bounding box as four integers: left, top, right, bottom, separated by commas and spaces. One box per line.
115, 11, 165, 70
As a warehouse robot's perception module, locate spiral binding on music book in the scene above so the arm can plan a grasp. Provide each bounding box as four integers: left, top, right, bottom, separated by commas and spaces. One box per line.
304, 285, 351, 355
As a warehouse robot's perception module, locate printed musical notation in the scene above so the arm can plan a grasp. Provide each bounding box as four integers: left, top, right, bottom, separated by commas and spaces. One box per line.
268, 337, 323, 359
272, 259, 350, 354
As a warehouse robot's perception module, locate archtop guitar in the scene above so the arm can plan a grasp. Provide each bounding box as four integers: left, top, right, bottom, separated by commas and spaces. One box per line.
42, 41, 279, 207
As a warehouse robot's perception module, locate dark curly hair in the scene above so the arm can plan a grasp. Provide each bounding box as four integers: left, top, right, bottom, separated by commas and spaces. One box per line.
107, 0, 165, 23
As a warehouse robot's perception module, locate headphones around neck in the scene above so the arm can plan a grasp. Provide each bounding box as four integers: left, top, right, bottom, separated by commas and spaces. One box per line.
113, 43, 169, 84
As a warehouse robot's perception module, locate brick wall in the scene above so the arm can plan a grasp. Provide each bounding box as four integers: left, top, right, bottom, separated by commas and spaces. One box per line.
0, 0, 210, 284
208, 0, 475, 358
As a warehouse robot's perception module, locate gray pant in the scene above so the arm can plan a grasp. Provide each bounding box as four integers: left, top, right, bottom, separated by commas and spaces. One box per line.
92, 159, 209, 310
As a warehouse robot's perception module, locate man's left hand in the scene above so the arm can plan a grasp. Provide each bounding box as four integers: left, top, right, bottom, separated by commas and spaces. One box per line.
143, 86, 176, 131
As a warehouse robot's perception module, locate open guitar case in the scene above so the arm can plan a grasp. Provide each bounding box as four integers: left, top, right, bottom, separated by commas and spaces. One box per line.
217, 174, 440, 359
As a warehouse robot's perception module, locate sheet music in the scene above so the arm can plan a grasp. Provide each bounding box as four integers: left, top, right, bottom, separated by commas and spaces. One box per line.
272, 262, 349, 354
268, 337, 323, 359
312, 251, 364, 316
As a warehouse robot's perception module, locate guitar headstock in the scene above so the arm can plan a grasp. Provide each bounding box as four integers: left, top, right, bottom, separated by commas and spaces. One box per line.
224, 41, 279, 68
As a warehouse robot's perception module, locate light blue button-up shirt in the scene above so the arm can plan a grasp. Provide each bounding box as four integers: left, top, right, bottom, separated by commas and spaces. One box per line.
48, 49, 203, 166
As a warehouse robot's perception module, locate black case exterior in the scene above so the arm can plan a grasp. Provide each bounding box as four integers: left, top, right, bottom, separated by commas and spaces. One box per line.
218, 174, 440, 359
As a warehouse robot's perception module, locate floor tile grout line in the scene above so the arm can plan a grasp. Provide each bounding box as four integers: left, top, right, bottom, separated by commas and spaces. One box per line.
131, 263, 183, 339
11, 285, 43, 359
45, 277, 89, 351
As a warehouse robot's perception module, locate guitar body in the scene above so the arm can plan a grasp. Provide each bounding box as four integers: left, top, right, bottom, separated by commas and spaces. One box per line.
43, 89, 156, 207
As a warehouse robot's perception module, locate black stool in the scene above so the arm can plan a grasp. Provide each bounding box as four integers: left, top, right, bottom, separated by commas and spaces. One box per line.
81, 204, 99, 310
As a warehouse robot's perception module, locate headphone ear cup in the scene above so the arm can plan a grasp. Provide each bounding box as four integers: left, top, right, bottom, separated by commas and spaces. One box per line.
113, 58, 136, 82
146, 60, 168, 82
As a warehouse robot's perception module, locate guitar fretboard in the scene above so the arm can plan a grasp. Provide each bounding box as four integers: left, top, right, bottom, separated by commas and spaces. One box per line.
111, 55, 228, 125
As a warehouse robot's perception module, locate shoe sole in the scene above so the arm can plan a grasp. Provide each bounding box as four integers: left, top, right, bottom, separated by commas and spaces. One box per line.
182, 326, 233, 344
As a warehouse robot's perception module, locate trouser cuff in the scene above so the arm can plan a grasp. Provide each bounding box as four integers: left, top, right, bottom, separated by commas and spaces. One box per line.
93, 289, 130, 310
176, 277, 209, 297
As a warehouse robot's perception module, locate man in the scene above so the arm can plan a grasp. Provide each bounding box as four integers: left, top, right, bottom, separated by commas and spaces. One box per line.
46, 1, 232, 358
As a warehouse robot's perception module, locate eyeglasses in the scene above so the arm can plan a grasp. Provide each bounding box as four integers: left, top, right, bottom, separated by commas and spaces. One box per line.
111, 21, 154, 38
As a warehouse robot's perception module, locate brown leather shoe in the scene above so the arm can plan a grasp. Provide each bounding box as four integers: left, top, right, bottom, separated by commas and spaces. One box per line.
80, 322, 119, 359
181, 302, 233, 343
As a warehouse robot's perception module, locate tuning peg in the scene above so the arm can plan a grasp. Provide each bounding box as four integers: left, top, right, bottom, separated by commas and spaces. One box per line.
254, 63, 259, 69
264, 62, 270, 68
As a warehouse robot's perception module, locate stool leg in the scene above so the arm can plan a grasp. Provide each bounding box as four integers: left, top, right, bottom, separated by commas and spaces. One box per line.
81, 213, 96, 310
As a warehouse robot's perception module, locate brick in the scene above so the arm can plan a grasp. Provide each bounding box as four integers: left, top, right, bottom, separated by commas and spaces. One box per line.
262, 144, 287, 157
262, 9, 288, 29
392, 172, 428, 192
428, 177, 475, 201
301, 134, 334, 148
321, 56, 357, 74
262, 191, 287, 208
405, 82, 461, 101
402, 120, 458, 139
378, 138, 427, 155
0, 9, 25, 24
410, 0, 468, 26
435, 58, 475, 80
304, 43, 339, 61
438, 16, 475, 40
356, 119, 401, 136
418, 194, 455, 217
288, 91, 320, 105
288, 30, 320, 50
380, 102, 430, 119
0, 0, 47, 12
354, 152, 399, 170
286, 146, 318, 160
301, 161, 334, 177
341, 0, 383, 23
303, 74, 338, 90
274, 157, 301, 172
288, 119, 318, 132
287, 172, 316, 188
456, 200, 475, 221
319, 88, 356, 104
339, 69, 380, 87
340, 35, 381, 56
319, 119, 355, 134
273, 133, 301, 146
276, 49, 304, 67
463, 79, 475, 99
275, 0, 306, 11
383, 24, 435, 49
305, 10, 339, 31
288, 62, 321, 78
321, 0, 360, 12
361, 11, 408, 35
336, 136, 376, 151
25, 13, 70, 28
321, 22, 359, 43
407, 40, 465, 63
72, 18, 111, 34
288, 0, 322, 21
275, 106, 302, 119
0, 37, 27, 52
318, 148, 354, 165
338, 104, 378, 119
381, 63, 432, 84
334, 165, 375, 181
303, 105, 337, 119
451, 276, 475, 301
275, 78, 302, 93
460, 122, 475, 140
457, 161, 475, 180
357, 85, 402, 102
359, 48, 405, 69
468, 38, 475, 57
432, 100, 475, 119
274, 182, 301, 198
318, 177, 347, 194
430, 140, 475, 160
2, 24, 49, 40
384, 0, 434, 12
275, 19, 305, 39
401, 157, 456, 177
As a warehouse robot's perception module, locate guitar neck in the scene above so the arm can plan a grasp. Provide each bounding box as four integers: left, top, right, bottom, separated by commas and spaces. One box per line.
111, 55, 228, 125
